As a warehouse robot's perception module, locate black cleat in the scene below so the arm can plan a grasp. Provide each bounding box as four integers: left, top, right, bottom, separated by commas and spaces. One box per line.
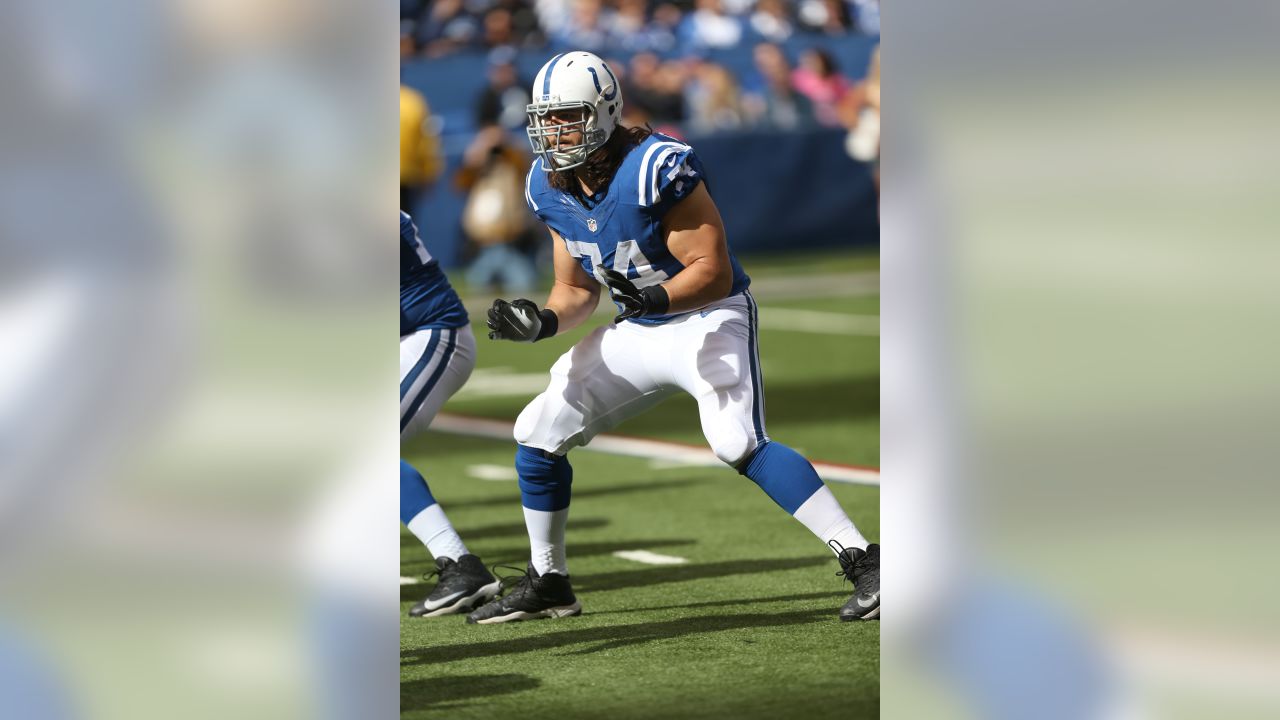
409, 554, 501, 618
466, 564, 581, 624
834, 541, 880, 621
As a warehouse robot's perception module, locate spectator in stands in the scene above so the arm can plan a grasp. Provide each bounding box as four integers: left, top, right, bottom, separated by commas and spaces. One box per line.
626, 52, 686, 127
455, 126, 539, 293
480, 7, 518, 49
849, 0, 881, 35
414, 0, 480, 57
608, 0, 675, 54
791, 47, 850, 126
650, 2, 686, 51
401, 23, 418, 60
743, 43, 815, 131
552, 0, 610, 52
687, 62, 747, 134
750, 0, 795, 44
683, 0, 744, 51
400, 85, 444, 215
401, 0, 424, 20
475, 46, 531, 131
796, 0, 853, 36
494, 0, 547, 48
532, 0, 574, 44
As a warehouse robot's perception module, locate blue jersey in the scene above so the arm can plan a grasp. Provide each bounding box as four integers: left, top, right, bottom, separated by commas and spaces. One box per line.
400, 211, 469, 335
524, 133, 750, 325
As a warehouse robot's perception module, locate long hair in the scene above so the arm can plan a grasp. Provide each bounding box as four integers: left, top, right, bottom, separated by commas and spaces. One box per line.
548, 124, 653, 196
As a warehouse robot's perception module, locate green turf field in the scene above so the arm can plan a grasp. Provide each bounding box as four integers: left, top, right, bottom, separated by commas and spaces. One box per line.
401, 250, 879, 719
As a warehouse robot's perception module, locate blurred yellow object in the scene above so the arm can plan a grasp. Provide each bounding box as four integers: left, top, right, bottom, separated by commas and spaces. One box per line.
400, 85, 443, 187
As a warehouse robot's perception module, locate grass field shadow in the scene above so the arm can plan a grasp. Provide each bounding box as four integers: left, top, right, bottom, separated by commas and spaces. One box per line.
578, 556, 828, 592
403, 608, 832, 665
400, 673, 540, 712
587, 590, 848, 616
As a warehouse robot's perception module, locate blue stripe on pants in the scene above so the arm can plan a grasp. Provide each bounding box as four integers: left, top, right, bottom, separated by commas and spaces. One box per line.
401, 329, 457, 433
744, 291, 767, 444
400, 329, 441, 402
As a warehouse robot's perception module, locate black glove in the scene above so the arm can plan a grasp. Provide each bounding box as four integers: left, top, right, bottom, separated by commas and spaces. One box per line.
487, 298, 558, 342
599, 268, 670, 324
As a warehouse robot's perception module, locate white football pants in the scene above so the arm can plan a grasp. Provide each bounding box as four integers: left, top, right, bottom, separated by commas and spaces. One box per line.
400, 324, 476, 440
515, 292, 770, 466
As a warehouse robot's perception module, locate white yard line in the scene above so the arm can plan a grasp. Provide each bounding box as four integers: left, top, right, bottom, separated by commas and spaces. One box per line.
431, 413, 880, 486
756, 308, 879, 336
400, 576, 420, 586
455, 367, 549, 398
613, 550, 689, 565
466, 463, 518, 481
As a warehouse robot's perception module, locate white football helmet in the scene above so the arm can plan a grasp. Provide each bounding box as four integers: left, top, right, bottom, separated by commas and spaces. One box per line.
526, 51, 623, 172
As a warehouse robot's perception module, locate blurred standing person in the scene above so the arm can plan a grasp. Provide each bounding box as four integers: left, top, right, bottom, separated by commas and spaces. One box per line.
400, 85, 443, 217
742, 42, 815, 130
791, 47, 851, 127
475, 46, 532, 132
841, 45, 880, 194
687, 62, 747, 134
455, 126, 538, 293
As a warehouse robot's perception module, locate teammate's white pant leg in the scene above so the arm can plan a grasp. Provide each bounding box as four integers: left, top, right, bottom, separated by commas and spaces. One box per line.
400, 325, 477, 440
514, 322, 675, 454
670, 293, 769, 467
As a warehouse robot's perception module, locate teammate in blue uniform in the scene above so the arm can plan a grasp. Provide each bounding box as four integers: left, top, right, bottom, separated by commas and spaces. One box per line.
400, 210, 500, 616
468, 52, 879, 624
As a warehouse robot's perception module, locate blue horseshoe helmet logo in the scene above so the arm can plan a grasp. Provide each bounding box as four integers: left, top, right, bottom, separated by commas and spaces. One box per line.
588, 66, 618, 101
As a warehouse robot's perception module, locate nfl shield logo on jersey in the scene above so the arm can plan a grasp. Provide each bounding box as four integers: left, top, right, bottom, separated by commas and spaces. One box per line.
587, 218, 597, 232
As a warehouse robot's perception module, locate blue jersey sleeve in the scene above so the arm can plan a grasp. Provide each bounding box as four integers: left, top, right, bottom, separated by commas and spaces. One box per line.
640, 145, 705, 218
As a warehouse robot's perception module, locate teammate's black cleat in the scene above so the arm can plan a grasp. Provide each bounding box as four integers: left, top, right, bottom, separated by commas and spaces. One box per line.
466, 563, 581, 624
409, 554, 501, 618
833, 541, 880, 621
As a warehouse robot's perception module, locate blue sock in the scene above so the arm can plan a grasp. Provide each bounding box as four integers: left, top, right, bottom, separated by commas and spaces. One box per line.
741, 442, 824, 514
515, 445, 573, 511
399, 460, 436, 525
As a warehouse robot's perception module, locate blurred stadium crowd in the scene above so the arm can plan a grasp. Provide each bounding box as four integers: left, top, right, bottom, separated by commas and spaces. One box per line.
401, 0, 879, 137
401, 0, 880, 281
402, 0, 879, 58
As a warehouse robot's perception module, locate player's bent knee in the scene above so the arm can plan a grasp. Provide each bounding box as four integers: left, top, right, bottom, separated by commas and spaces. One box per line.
710, 430, 755, 469
513, 396, 547, 446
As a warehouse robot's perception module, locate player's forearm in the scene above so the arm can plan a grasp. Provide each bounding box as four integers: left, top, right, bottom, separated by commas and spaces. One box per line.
544, 282, 599, 334
660, 258, 733, 315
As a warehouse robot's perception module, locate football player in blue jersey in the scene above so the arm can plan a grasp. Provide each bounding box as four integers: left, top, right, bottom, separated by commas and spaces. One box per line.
400, 210, 501, 616
468, 52, 879, 624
